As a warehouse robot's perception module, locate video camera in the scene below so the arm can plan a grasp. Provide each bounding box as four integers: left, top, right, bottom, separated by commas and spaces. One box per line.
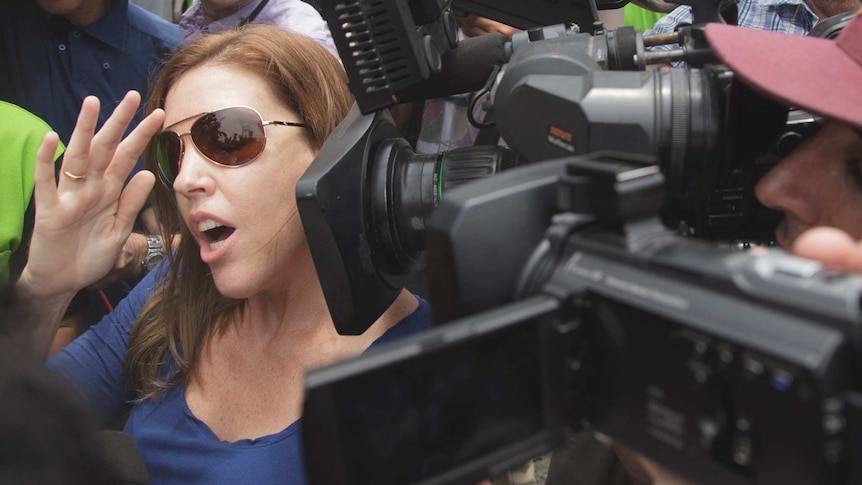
303, 154, 862, 485
297, 0, 817, 334
297, 1, 862, 484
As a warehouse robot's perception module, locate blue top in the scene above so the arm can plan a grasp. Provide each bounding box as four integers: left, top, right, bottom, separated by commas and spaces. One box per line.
0, 0, 180, 164
48, 267, 432, 484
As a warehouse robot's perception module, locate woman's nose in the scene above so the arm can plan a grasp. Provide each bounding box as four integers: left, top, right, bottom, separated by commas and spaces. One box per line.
172, 136, 216, 196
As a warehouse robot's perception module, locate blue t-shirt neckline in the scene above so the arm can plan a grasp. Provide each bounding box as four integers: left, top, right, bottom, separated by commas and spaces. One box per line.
173, 297, 430, 448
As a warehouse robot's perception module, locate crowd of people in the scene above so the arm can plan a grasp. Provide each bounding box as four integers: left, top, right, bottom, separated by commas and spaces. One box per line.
2, 0, 862, 484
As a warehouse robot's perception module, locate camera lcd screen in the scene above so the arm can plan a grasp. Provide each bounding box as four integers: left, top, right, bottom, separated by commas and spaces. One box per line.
304, 313, 549, 485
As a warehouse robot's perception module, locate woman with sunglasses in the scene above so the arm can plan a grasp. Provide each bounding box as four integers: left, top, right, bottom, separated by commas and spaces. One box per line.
14, 25, 429, 484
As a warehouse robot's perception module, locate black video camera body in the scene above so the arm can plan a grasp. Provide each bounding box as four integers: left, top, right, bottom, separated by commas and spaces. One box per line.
304, 154, 862, 485
300, 1, 860, 485
428, 154, 862, 485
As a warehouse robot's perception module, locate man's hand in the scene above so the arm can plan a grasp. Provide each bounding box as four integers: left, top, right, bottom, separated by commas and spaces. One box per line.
455, 13, 519, 39
89, 232, 149, 289
613, 443, 694, 485
140, 206, 161, 234
792, 227, 862, 271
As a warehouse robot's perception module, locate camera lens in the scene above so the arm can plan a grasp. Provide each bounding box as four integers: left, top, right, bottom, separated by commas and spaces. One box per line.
655, 67, 721, 200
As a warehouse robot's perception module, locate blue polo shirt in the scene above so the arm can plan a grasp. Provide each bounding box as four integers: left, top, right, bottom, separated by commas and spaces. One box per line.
0, 0, 180, 169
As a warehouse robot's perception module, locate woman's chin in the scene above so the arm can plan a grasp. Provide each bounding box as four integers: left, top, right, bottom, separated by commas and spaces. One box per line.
211, 274, 254, 300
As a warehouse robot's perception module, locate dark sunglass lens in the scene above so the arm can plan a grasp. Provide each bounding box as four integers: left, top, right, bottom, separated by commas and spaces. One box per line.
191, 107, 266, 167
156, 131, 182, 184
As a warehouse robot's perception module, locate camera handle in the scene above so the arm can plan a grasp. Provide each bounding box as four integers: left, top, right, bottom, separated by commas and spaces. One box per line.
557, 152, 665, 233
515, 152, 671, 301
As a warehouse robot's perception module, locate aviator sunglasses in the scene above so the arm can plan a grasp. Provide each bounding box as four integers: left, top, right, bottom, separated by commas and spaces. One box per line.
155, 106, 308, 185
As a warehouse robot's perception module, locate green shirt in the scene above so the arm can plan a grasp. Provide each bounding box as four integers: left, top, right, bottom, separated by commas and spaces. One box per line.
0, 101, 65, 283
624, 4, 664, 31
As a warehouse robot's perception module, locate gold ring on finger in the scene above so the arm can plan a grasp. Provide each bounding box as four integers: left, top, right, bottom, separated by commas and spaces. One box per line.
63, 170, 87, 181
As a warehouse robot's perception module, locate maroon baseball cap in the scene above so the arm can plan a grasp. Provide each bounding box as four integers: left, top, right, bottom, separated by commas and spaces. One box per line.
705, 8, 862, 130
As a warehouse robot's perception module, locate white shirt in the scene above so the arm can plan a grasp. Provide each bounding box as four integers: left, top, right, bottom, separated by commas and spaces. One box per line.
179, 0, 338, 58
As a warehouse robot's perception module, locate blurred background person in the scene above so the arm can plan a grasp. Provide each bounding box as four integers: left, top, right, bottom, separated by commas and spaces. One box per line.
0, 101, 72, 356
0, 0, 182, 343
608, 7, 862, 485
0, 285, 118, 484
130, 0, 176, 21
0, 102, 64, 286
178, 0, 338, 57
0, 0, 180, 151
645, 0, 859, 61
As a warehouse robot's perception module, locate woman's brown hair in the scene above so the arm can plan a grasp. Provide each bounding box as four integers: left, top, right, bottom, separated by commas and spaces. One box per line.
126, 25, 354, 400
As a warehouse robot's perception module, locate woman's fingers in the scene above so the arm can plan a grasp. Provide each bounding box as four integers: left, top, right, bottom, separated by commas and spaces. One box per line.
104, 107, 165, 184
59, 96, 100, 187
88, 90, 143, 175
56, 91, 160, 190
116, 170, 156, 233
32, 132, 62, 212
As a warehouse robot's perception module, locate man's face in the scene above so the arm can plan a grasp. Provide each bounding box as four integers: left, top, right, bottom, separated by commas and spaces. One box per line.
199, 0, 256, 21
34, 0, 108, 25
805, 0, 861, 20
201, 0, 255, 9
755, 121, 862, 249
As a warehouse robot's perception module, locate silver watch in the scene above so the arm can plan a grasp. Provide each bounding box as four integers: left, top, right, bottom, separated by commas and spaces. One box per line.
142, 234, 165, 272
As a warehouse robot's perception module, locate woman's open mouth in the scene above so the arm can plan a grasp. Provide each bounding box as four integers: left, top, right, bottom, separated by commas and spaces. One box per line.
199, 219, 236, 250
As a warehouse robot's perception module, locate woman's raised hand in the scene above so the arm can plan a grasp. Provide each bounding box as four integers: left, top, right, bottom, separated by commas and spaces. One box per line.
17, 91, 165, 299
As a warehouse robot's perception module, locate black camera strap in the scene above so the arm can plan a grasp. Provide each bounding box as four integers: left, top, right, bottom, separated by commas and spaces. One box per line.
238, 0, 271, 27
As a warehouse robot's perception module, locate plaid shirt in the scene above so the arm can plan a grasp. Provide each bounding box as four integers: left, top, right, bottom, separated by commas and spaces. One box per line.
646, 0, 819, 63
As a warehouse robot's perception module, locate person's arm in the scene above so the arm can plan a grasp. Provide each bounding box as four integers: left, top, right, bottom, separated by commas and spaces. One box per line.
454, 13, 520, 39
12, 91, 164, 360
89, 232, 156, 289
598, 8, 626, 30
47, 265, 163, 424
629, 0, 678, 14
91, 205, 178, 290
